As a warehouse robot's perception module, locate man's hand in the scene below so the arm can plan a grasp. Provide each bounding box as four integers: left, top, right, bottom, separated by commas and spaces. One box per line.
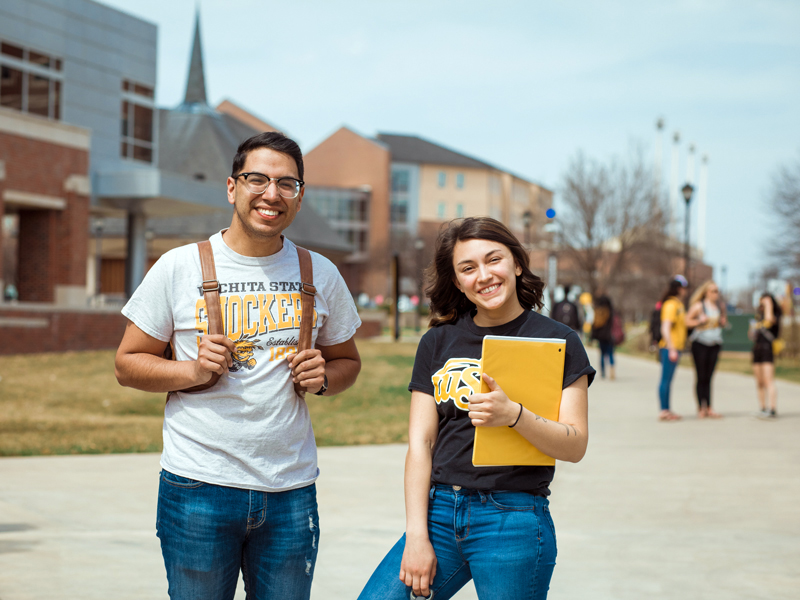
400, 534, 437, 598
193, 334, 235, 384
467, 373, 518, 427
287, 349, 326, 394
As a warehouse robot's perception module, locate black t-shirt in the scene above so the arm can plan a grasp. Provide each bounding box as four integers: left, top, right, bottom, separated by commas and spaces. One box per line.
409, 310, 595, 497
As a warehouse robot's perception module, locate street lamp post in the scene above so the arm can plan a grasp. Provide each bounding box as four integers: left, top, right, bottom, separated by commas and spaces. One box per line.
92, 217, 104, 299
681, 183, 694, 284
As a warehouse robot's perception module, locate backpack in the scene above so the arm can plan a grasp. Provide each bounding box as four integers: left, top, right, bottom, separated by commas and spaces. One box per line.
649, 306, 662, 346
552, 300, 581, 332
611, 312, 625, 346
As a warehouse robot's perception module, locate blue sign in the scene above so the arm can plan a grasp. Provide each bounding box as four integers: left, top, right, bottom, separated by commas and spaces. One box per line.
794, 286, 800, 296
546, 208, 556, 219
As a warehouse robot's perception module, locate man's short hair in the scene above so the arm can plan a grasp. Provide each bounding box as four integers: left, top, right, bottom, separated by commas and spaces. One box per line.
231, 131, 304, 181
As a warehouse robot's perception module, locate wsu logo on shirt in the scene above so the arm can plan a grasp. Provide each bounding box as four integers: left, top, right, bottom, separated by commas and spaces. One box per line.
431, 358, 481, 411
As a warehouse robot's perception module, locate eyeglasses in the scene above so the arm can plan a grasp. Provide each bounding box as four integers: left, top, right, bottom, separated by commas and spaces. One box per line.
234, 172, 304, 199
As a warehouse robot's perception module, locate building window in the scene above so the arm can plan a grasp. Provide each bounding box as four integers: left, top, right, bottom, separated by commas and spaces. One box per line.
456, 203, 464, 218
0, 42, 63, 119
121, 79, 155, 163
456, 173, 464, 189
391, 167, 413, 225
392, 170, 410, 193
437, 202, 446, 219
438, 171, 446, 188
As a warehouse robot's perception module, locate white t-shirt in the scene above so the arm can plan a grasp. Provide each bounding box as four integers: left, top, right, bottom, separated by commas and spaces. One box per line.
122, 231, 361, 492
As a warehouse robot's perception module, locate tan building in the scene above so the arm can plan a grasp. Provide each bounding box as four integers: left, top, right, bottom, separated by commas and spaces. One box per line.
303, 130, 553, 299
376, 134, 553, 297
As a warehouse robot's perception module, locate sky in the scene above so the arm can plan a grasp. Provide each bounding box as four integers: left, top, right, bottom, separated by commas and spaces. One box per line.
101, 0, 800, 292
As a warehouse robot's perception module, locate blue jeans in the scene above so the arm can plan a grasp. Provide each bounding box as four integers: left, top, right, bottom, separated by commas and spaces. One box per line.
598, 340, 615, 377
658, 348, 681, 411
358, 485, 557, 600
156, 470, 319, 600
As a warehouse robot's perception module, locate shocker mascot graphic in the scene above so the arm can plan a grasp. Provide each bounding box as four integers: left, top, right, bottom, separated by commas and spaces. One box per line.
230, 333, 265, 372
431, 358, 482, 410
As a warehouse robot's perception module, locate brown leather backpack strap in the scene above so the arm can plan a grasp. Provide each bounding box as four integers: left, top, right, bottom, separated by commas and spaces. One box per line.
296, 246, 315, 352
294, 246, 315, 395
172, 240, 224, 394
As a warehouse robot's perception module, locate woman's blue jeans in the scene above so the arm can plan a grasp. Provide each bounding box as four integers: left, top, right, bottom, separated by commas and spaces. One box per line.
598, 340, 615, 377
658, 348, 681, 411
156, 470, 319, 600
358, 484, 557, 600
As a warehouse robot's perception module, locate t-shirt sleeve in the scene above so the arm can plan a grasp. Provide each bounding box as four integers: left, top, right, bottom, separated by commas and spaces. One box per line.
408, 330, 435, 395
315, 268, 361, 347
120, 253, 175, 343
563, 330, 596, 388
661, 299, 678, 323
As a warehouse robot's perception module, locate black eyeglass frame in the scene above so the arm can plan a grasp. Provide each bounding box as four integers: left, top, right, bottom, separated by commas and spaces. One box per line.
234, 172, 305, 199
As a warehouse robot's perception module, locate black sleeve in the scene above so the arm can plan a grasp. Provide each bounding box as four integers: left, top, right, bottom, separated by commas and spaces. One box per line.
408, 329, 436, 395
563, 330, 596, 388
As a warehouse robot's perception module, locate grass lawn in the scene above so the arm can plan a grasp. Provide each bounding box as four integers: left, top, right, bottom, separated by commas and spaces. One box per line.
0, 339, 419, 457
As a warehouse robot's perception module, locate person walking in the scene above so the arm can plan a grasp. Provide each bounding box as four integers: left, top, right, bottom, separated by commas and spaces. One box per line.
115, 132, 363, 600
357, 217, 595, 600
657, 275, 697, 421
686, 280, 727, 418
590, 295, 616, 380
551, 284, 583, 333
751, 293, 782, 418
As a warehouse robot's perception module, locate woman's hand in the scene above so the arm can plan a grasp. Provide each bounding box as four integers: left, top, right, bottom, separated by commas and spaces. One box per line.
668, 348, 679, 363
400, 535, 437, 597
468, 373, 519, 427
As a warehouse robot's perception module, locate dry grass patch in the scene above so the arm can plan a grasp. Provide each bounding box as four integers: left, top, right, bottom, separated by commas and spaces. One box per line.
0, 339, 420, 456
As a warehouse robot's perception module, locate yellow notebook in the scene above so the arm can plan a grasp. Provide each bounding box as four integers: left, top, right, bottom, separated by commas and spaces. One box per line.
472, 335, 566, 467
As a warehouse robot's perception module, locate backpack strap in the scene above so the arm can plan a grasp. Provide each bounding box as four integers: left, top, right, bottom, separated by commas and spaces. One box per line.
168, 240, 223, 394
294, 246, 316, 395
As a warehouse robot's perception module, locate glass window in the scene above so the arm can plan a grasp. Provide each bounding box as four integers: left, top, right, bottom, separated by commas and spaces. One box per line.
391, 203, 408, 224
121, 141, 129, 158
132, 145, 152, 162
122, 80, 130, 91
456, 173, 464, 189
1, 43, 23, 60
134, 83, 154, 98
437, 202, 446, 219
392, 170, 410, 193
27, 72, 50, 117
438, 171, 446, 188
52, 80, 60, 120
456, 203, 464, 218
133, 104, 153, 142
28, 51, 50, 68
54, 58, 62, 71
0, 66, 23, 110
121, 101, 129, 136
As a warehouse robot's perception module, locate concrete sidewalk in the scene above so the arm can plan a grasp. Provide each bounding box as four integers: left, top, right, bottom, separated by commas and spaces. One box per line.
1, 351, 798, 599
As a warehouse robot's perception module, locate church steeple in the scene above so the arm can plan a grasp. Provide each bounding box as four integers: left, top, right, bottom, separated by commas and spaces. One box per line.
183, 9, 208, 105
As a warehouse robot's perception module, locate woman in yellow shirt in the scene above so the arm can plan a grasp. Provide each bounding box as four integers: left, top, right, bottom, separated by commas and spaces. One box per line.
657, 276, 699, 421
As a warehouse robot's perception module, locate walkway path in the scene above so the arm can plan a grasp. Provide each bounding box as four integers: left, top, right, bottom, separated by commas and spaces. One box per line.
0, 351, 798, 599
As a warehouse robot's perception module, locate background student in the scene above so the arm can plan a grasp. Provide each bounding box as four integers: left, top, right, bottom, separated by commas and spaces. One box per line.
686, 280, 726, 418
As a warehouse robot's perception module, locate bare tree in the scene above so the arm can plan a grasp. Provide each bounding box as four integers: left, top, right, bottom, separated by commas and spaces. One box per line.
557, 148, 674, 317
766, 154, 800, 278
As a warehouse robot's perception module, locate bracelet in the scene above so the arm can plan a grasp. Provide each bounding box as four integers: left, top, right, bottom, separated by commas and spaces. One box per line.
508, 402, 524, 428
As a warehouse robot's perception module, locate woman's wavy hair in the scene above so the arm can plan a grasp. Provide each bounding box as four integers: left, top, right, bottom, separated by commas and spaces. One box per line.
688, 279, 718, 307
425, 217, 544, 327
659, 278, 688, 305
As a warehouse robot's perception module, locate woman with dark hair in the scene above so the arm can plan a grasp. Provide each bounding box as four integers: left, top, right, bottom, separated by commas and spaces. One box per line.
752, 293, 781, 418
686, 280, 727, 418
358, 217, 595, 600
657, 276, 698, 421
591, 295, 616, 380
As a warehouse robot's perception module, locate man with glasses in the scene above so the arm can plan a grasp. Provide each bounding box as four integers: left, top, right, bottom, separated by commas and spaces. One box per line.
115, 132, 362, 600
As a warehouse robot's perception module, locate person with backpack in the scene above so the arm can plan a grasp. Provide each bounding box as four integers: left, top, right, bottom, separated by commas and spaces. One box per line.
751, 293, 782, 418
686, 280, 727, 418
551, 284, 583, 333
590, 295, 616, 380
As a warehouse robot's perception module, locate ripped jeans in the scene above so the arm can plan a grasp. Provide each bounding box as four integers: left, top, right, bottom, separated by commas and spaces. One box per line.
156, 470, 319, 600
